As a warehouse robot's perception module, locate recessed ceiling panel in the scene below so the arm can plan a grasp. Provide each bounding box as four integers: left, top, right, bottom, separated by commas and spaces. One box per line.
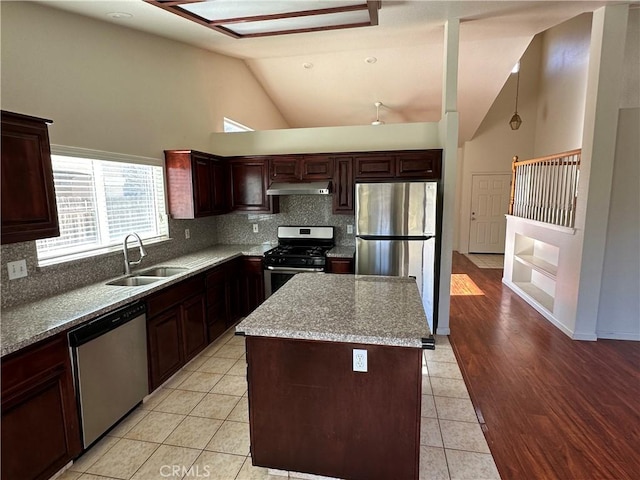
225, 11, 371, 36
179, 0, 363, 21
146, 0, 379, 38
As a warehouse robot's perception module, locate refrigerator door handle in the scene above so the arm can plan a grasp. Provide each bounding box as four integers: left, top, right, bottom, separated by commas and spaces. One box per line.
357, 234, 435, 241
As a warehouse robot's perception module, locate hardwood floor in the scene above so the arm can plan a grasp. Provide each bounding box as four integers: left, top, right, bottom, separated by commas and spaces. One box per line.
448, 252, 640, 480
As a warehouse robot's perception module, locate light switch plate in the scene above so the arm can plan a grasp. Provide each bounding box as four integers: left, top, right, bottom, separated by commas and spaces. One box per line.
347, 224, 353, 234
353, 349, 367, 372
253, 224, 259, 233
7, 259, 28, 280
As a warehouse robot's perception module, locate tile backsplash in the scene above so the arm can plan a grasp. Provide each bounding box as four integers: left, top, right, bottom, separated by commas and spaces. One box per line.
216, 195, 355, 247
1, 195, 354, 308
0, 216, 219, 309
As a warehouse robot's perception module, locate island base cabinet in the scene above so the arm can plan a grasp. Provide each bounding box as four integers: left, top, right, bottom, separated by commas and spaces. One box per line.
246, 336, 422, 480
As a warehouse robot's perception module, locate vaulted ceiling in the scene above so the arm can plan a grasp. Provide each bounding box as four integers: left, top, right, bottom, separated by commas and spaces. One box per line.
41, 1, 612, 142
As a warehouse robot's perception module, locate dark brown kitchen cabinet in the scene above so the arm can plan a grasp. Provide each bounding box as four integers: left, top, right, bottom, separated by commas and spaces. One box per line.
270, 155, 333, 182
241, 256, 265, 315
355, 150, 442, 180
354, 154, 395, 178
147, 306, 183, 391
332, 156, 354, 214
230, 158, 279, 213
327, 257, 354, 274
269, 156, 299, 181
1, 333, 82, 480
164, 150, 228, 219
1, 111, 59, 245
206, 265, 230, 342
146, 275, 206, 390
396, 151, 441, 179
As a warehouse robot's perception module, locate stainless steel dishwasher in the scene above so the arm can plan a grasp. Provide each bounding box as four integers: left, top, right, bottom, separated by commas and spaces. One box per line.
68, 301, 148, 449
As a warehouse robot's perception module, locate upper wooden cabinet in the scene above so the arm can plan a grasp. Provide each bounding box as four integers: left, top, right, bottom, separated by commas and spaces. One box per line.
230, 157, 279, 213
270, 155, 333, 182
1, 111, 59, 245
355, 150, 442, 180
332, 156, 354, 214
165, 150, 229, 219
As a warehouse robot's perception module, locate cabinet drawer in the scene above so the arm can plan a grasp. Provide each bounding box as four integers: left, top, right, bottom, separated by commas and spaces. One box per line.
355, 156, 395, 178
147, 276, 204, 318
396, 152, 441, 179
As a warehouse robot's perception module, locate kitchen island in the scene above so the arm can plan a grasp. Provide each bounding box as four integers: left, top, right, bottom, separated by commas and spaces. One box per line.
236, 273, 431, 480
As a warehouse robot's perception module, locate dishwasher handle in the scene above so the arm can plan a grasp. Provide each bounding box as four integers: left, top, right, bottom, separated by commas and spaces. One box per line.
68, 302, 146, 347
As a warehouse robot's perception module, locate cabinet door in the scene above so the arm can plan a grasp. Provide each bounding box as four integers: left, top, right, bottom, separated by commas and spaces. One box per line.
332, 157, 354, 214
270, 156, 300, 181
230, 159, 279, 213
1, 111, 59, 244
181, 294, 207, 362
396, 151, 441, 179
147, 306, 184, 391
354, 155, 395, 179
210, 159, 229, 214
242, 256, 265, 315
193, 153, 213, 216
225, 258, 243, 326
327, 257, 354, 274
206, 266, 228, 342
301, 156, 333, 180
1, 334, 81, 480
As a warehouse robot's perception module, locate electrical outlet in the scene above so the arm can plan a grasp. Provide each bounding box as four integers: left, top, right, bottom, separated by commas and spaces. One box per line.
347, 224, 353, 234
185, 228, 190, 239
353, 349, 368, 372
7, 259, 28, 280
253, 224, 259, 233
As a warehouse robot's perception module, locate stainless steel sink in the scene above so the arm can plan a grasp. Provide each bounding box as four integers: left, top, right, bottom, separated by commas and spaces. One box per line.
106, 276, 161, 287
136, 266, 188, 277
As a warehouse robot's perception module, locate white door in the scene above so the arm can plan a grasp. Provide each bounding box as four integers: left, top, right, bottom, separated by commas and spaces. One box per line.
469, 174, 511, 253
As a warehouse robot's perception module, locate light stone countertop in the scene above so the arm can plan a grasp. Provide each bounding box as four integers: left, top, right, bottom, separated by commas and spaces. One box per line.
327, 246, 355, 258
236, 273, 431, 348
0, 244, 272, 357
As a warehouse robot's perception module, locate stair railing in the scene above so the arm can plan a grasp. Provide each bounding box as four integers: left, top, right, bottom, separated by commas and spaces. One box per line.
509, 149, 581, 228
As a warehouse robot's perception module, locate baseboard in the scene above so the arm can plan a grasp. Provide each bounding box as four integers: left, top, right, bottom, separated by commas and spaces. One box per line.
571, 332, 598, 341
436, 327, 451, 335
596, 331, 640, 341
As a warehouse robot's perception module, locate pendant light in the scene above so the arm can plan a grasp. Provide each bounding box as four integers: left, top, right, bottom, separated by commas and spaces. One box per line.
509, 65, 522, 130
371, 101, 384, 126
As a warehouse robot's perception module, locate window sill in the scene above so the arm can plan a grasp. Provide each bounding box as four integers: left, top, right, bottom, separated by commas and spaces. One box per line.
37, 236, 173, 269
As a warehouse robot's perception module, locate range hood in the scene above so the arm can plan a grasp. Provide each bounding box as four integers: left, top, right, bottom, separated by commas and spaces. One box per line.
266, 181, 331, 196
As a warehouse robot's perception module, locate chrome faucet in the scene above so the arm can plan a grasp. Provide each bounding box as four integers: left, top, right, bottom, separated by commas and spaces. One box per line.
123, 233, 147, 275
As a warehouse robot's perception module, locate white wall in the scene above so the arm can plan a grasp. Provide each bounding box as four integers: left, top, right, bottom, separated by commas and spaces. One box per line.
457, 36, 541, 253
0, 2, 288, 159
620, 9, 640, 109
210, 123, 441, 156
534, 14, 592, 157
596, 108, 640, 340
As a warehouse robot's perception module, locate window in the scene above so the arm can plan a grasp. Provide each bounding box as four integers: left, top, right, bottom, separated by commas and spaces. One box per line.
223, 117, 253, 133
36, 150, 168, 264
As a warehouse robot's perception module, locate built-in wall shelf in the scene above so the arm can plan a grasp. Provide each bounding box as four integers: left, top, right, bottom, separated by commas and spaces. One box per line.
514, 254, 557, 279
511, 234, 559, 314
513, 281, 555, 312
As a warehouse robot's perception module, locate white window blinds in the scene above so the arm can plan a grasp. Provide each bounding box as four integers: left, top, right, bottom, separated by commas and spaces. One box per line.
36, 155, 168, 262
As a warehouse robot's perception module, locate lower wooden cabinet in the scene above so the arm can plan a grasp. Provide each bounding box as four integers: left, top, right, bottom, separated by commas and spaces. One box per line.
1, 334, 81, 480
146, 276, 206, 391
241, 256, 265, 316
326, 257, 354, 274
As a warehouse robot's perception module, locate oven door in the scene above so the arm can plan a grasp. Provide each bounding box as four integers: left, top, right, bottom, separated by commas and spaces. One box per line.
264, 266, 324, 299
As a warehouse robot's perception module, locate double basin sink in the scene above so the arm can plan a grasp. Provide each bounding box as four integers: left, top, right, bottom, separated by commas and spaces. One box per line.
106, 266, 189, 287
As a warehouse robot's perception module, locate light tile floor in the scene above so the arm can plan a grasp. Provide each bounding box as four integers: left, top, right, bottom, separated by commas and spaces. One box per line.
464, 254, 505, 270
54, 332, 500, 480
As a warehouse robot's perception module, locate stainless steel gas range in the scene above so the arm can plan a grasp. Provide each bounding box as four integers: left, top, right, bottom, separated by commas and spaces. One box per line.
263, 226, 335, 298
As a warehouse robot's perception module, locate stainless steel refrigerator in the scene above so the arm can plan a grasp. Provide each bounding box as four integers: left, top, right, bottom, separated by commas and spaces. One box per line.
355, 181, 438, 330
